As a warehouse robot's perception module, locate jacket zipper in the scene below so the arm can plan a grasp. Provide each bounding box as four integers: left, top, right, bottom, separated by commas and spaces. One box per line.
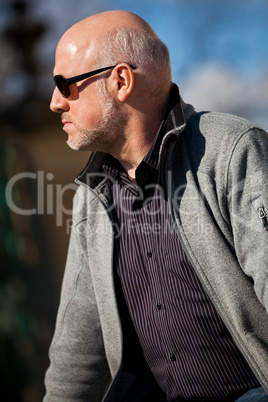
258, 207, 268, 231
75, 178, 124, 402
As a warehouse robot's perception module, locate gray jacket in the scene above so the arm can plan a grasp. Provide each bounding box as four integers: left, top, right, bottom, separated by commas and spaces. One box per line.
44, 85, 268, 401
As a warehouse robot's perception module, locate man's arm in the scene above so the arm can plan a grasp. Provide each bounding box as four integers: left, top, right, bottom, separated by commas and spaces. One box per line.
44, 220, 111, 402
228, 127, 268, 313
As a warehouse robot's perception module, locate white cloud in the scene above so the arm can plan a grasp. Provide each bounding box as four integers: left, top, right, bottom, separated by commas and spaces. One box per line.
179, 62, 268, 131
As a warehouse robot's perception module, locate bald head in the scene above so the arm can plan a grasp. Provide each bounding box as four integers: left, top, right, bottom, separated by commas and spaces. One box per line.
57, 11, 157, 67
62, 10, 157, 44
56, 11, 171, 104
51, 11, 172, 166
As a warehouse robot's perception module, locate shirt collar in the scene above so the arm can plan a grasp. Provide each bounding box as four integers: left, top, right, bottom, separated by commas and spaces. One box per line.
78, 83, 195, 192
143, 120, 167, 170
103, 119, 167, 178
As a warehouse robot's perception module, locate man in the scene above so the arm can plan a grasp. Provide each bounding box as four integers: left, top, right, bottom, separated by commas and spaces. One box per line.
44, 10, 268, 402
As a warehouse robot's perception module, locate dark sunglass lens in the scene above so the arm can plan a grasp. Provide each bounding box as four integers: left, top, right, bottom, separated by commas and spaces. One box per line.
54, 75, 70, 98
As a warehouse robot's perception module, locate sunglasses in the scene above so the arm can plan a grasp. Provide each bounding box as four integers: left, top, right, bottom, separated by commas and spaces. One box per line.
54, 64, 136, 98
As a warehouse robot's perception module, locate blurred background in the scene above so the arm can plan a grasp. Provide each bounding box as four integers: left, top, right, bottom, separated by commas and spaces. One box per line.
0, 0, 267, 400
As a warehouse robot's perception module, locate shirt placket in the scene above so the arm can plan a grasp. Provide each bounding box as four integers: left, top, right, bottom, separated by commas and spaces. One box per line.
141, 191, 181, 369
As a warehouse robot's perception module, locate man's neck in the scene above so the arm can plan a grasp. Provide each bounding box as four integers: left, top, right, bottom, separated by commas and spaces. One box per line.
110, 111, 166, 183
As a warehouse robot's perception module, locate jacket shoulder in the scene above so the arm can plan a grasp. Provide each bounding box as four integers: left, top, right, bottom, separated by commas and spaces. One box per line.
180, 111, 268, 180
189, 111, 266, 141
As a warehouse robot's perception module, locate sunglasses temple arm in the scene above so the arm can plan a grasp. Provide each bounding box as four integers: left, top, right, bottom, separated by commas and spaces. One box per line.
66, 66, 116, 85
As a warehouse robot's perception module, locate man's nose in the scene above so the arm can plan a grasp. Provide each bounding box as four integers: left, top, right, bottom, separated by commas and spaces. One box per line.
50, 87, 69, 113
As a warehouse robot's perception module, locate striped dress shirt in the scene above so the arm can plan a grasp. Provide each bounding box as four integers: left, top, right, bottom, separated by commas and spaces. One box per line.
103, 123, 259, 401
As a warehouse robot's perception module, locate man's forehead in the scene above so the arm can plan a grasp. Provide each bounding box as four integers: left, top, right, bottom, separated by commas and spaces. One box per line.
57, 31, 90, 55
54, 33, 95, 74
60, 41, 79, 57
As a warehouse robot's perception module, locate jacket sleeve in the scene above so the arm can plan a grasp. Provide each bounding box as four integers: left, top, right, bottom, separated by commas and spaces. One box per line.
227, 126, 268, 314
43, 216, 111, 401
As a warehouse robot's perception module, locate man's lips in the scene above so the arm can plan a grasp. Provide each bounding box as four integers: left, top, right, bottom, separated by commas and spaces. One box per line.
62, 119, 72, 129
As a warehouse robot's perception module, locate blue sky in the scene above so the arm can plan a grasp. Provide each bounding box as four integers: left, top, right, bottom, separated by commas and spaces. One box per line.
9, 0, 264, 81
105, 0, 268, 80
2, 0, 268, 81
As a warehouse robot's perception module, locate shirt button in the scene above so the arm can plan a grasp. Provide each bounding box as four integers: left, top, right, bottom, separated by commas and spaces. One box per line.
147, 251, 152, 258
156, 304, 162, 310
170, 354, 176, 362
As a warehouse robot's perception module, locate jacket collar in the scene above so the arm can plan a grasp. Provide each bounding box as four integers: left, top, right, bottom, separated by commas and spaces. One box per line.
76, 83, 195, 190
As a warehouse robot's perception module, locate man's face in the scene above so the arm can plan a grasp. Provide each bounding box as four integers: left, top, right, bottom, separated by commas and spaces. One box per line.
66, 82, 127, 152
50, 38, 126, 153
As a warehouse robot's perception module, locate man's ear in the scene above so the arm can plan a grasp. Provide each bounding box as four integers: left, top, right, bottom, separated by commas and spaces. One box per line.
112, 64, 134, 102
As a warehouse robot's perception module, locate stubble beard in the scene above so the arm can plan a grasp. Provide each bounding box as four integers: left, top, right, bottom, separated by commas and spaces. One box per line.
66, 85, 127, 153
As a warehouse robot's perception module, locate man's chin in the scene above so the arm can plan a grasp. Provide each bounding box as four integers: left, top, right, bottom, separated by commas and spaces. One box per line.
67, 138, 98, 152
66, 139, 85, 151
